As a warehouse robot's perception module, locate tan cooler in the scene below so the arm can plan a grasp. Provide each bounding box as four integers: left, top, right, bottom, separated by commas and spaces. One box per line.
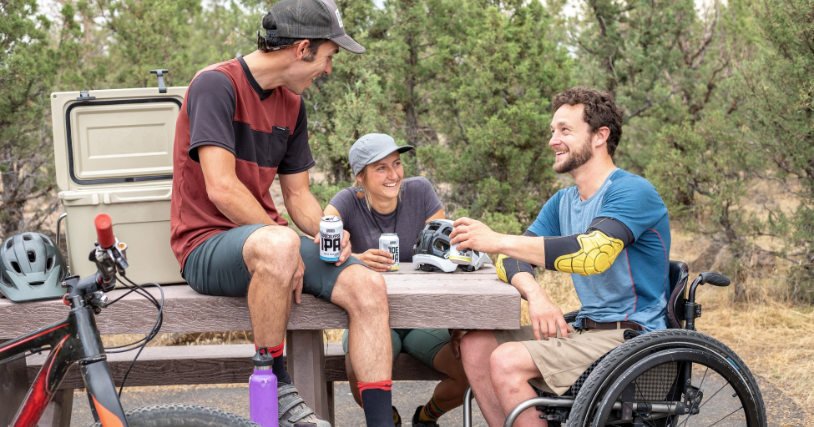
51, 87, 186, 285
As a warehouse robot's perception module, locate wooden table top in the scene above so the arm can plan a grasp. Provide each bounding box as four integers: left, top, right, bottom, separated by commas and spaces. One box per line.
0, 263, 520, 336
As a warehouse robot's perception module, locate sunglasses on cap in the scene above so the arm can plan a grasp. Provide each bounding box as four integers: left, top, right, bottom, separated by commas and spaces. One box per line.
256, 30, 305, 53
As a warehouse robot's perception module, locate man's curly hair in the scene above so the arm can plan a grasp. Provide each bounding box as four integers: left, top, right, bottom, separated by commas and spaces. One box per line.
552, 87, 623, 157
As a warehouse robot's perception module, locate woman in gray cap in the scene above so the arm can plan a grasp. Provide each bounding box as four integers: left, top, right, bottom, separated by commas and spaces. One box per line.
324, 133, 468, 427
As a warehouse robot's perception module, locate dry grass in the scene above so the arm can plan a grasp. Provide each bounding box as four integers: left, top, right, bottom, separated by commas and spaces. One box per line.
695, 288, 814, 419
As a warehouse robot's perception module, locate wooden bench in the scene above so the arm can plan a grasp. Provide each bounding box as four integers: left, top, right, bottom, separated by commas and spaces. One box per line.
0, 263, 520, 426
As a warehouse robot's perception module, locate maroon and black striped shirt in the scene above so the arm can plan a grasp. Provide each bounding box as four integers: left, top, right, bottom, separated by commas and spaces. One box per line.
170, 56, 315, 269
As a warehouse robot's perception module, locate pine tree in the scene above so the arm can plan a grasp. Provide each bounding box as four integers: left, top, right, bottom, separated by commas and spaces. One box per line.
428, 0, 572, 231
0, 0, 60, 237
738, 0, 814, 300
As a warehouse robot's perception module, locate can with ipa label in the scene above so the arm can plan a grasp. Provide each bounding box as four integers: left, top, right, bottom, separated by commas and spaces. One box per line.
379, 233, 400, 271
319, 216, 343, 262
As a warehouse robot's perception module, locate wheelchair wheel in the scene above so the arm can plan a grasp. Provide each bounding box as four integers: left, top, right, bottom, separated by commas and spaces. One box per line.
567, 329, 766, 427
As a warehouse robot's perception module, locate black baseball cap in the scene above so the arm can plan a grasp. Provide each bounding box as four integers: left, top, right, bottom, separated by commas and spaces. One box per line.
268, 0, 365, 54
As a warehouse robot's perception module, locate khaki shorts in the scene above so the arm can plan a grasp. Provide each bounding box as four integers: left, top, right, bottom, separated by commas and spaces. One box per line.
493, 324, 629, 395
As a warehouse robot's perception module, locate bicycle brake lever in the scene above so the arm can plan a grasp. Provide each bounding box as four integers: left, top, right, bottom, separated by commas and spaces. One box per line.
113, 241, 129, 274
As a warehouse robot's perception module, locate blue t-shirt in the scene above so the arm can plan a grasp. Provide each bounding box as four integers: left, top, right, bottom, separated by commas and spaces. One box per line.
528, 169, 671, 332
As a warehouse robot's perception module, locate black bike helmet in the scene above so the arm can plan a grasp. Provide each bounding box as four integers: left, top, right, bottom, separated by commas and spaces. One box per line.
413, 219, 493, 272
413, 220, 459, 272
0, 233, 68, 302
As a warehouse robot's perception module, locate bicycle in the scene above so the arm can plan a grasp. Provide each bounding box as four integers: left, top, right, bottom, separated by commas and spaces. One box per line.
0, 213, 258, 427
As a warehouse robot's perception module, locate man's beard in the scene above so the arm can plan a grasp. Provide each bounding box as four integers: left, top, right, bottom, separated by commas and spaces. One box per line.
553, 135, 593, 174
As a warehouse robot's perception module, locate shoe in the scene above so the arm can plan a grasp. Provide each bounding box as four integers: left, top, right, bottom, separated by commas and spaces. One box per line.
393, 406, 402, 427
277, 383, 331, 427
411, 406, 439, 427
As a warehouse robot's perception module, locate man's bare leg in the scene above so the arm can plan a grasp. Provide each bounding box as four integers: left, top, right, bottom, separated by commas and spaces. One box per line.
243, 227, 330, 426
428, 343, 469, 409
460, 331, 505, 426
345, 358, 363, 406
490, 342, 546, 427
243, 226, 302, 347
331, 264, 393, 426
330, 264, 391, 381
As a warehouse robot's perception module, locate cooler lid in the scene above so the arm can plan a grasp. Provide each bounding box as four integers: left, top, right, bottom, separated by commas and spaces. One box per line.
51, 86, 186, 192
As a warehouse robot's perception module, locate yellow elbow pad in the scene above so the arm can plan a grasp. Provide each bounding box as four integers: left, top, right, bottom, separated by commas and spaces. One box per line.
554, 231, 624, 276
495, 254, 509, 283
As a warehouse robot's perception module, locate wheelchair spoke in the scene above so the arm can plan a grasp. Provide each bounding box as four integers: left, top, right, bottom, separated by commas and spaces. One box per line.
697, 381, 731, 409
679, 408, 693, 427
696, 365, 710, 391
707, 407, 745, 427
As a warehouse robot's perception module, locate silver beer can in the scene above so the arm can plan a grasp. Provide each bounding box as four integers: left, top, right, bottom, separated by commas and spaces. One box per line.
379, 233, 400, 271
449, 242, 473, 265
319, 216, 343, 262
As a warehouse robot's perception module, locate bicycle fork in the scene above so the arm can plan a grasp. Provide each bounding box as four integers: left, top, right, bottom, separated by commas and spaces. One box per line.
5, 306, 129, 427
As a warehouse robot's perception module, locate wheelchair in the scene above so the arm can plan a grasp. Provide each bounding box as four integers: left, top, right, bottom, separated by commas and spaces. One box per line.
463, 261, 767, 427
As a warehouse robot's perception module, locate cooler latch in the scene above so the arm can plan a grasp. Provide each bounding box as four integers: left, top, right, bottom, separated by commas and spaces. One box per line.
150, 69, 169, 93
76, 90, 96, 101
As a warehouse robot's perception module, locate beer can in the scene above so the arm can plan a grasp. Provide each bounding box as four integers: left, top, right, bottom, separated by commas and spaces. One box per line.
319, 216, 343, 262
449, 243, 473, 265
379, 233, 400, 271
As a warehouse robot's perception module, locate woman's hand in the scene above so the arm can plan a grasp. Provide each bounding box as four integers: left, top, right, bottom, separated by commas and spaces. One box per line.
354, 249, 396, 272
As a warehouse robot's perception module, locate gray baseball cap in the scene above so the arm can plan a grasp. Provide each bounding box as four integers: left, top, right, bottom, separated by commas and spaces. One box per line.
269, 0, 365, 54
349, 134, 414, 176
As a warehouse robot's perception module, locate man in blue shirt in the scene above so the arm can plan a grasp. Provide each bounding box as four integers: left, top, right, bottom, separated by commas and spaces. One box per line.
450, 87, 671, 426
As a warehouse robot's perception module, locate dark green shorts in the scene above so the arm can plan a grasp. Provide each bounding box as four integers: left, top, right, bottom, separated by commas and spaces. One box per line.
182, 224, 365, 302
341, 328, 451, 369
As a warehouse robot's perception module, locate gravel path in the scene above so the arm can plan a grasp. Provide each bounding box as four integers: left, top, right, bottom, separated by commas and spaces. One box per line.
67, 374, 805, 426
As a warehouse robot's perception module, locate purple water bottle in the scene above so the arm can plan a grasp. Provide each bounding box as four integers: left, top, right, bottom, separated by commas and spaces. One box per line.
250, 348, 278, 427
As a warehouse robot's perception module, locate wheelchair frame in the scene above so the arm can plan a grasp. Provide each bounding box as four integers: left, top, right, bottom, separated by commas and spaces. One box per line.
462, 261, 767, 427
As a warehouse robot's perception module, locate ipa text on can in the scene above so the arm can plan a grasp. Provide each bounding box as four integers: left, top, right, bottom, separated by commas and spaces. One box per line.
320, 216, 343, 262
379, 233, 400, 271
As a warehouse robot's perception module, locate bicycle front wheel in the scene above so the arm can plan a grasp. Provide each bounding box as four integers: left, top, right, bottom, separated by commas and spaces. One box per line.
90, 403, 259, 427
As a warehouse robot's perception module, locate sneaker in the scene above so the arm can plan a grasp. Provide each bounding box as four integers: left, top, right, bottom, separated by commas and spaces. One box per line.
277, 383, 331, 427
393, 406, 402, 427
411, 406, 439, 427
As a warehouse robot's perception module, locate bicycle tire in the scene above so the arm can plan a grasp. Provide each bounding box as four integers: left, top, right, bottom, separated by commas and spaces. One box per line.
566, 329, 766, 427
90, 403, 259, 427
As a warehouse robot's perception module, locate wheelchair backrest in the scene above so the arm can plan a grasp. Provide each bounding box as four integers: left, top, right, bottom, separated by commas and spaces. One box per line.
666, 260, 690, 329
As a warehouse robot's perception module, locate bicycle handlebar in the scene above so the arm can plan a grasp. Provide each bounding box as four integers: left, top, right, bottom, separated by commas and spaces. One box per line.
95, 213, 115, 249
64, 213, 127, 303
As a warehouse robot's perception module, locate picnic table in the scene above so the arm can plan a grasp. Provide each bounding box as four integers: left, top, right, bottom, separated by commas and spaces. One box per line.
0, 262, 520, 426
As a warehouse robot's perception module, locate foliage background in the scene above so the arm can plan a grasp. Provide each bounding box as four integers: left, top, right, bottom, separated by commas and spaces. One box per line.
1, 0, 810, 296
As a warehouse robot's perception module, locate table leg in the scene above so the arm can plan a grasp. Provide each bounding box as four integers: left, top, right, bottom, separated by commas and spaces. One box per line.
286, 330, 329, 420
0, 339, 29, 426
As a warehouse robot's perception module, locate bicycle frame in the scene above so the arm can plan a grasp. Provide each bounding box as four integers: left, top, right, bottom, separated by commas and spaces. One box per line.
0, 303, 128, 427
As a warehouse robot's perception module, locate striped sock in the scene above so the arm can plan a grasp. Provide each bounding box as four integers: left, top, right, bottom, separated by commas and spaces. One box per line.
419, 397, 447, 422
359, 380, 395, 426
256, 342, 291, 384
